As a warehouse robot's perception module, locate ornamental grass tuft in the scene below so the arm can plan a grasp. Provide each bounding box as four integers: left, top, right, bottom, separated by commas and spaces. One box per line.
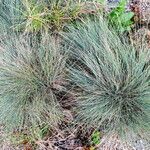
0, 34, 67, 132
64, 17, 150, 142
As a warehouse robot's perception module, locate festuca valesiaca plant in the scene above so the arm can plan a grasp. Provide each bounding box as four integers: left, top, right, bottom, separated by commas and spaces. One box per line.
0, 34, 67, 132
64, 17, 150, 142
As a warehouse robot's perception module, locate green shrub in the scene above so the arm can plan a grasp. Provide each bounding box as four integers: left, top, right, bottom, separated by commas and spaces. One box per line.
0, 34, 67, 132
64, 17, 150, 142
91, 130, 101, 146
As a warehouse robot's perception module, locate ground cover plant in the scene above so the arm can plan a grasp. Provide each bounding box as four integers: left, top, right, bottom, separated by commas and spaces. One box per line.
64, 16, 150, 144
108, 0, 134, 32
0, 34, 67, 132
0, 0, 101, 34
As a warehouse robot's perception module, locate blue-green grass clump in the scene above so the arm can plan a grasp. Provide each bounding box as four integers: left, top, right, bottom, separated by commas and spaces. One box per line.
0, 34, 67, 132
65, 17, 150, 141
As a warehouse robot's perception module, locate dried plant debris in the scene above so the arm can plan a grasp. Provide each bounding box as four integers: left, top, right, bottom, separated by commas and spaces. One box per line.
130, 27, 150, 48
130, 0, 150, 24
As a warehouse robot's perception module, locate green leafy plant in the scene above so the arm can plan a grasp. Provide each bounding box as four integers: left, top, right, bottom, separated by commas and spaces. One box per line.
65, 17, 150, 143
0, 34, 67, 132
108, 0, 134, 32
91, 130, 101, 146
